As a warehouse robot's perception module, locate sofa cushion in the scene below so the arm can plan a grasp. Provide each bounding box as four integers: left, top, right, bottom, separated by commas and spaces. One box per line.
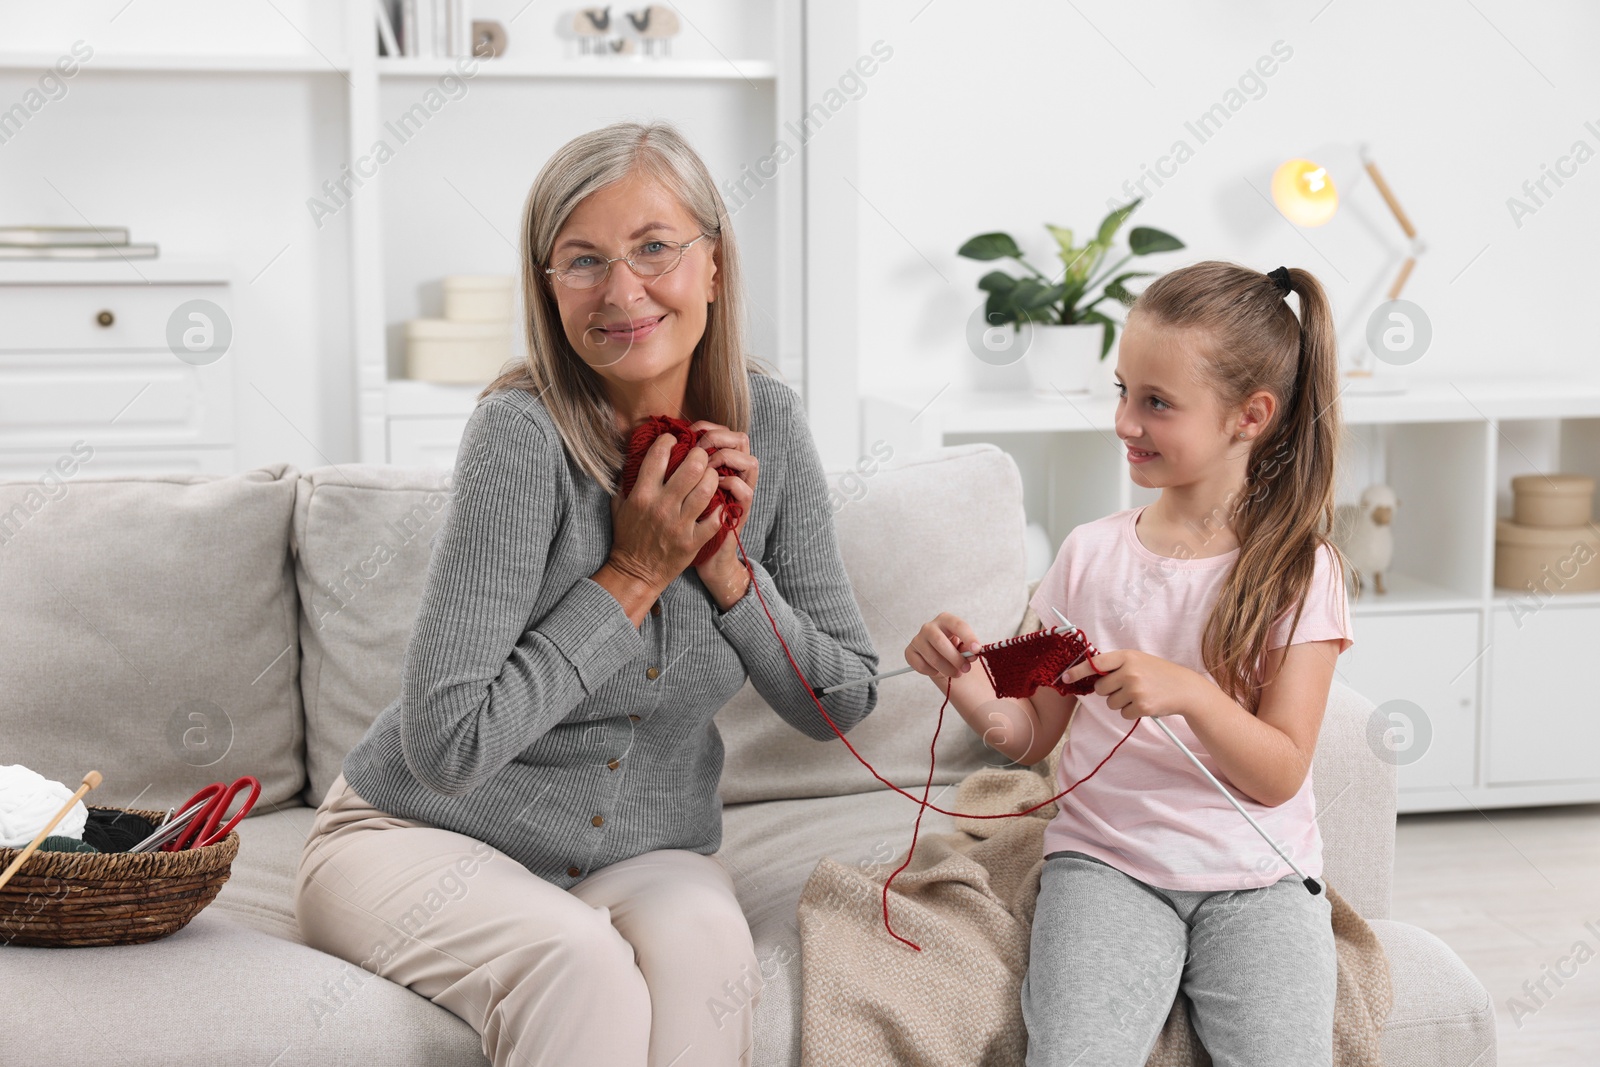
212, 801, 319, 945
292, 464, 454, 807
0, 463, 304, 813
1310, 680, 1395, 921
0, 909, 487, 1067
719, 787, 960, 1065
714, 443, 1021, 802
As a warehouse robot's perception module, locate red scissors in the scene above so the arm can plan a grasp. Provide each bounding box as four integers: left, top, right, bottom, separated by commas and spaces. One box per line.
160, 776, 262, 851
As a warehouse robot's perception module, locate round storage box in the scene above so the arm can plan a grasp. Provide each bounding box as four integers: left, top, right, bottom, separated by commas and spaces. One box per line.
443, 275, 515, 323
1494, 519, 1600, 593
1511, 473, 1595, 527
0, 806, 239, 947
405, 319, 511, 384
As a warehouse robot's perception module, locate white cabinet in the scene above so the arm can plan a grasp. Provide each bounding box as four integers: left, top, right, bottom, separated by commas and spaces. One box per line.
1487, 604, 1600, 787
1337, 612, 1480, 795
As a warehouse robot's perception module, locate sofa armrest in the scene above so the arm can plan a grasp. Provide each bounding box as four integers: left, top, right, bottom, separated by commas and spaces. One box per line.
1313, 678, 1396, 920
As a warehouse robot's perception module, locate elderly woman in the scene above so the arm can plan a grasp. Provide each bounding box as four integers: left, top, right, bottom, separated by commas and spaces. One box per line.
293, 121, 880, 1067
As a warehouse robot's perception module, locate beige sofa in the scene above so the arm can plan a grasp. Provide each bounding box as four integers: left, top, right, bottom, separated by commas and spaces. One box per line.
0, 442, 1494, 1066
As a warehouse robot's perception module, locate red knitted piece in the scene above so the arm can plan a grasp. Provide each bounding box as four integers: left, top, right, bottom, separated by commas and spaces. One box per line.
979, 625, 1104, 698
620, 415, 744, 567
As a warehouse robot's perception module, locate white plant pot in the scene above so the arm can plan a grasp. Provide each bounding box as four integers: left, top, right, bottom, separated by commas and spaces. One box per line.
1024, 322, 1104, 398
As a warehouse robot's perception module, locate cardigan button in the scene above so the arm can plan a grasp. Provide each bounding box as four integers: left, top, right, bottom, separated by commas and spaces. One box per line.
629, 714, 641, 722
645, 666, 660, 680
567, 866, 581, 878
591, 815, 604, 827
650, 600, 661, 617
607, 758, 620, 771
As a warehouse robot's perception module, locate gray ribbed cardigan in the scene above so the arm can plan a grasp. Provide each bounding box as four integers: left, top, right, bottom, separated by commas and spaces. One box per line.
342, 369, 880, 888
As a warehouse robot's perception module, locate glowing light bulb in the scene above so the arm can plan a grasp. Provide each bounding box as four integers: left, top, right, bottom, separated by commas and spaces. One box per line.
1271, 158, 1340, 227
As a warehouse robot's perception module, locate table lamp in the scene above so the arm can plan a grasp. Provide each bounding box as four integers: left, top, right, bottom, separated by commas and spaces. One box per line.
1271, 144, 1425, 394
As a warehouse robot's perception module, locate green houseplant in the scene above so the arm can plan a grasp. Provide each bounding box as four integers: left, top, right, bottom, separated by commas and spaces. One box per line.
958, 198, 1184, 395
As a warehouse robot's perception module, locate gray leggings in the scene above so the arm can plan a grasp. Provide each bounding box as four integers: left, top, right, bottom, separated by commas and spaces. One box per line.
1022, 850, 1336, 1067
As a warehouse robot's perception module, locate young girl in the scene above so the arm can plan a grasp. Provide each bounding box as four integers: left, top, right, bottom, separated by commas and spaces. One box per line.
906, 261, 1354, 1065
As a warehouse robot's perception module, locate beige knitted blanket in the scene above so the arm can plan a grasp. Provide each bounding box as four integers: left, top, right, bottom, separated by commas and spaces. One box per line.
796, 765, 1393, 1066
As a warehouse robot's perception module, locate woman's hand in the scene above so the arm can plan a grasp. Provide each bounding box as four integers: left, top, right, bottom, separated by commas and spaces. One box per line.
905, 613, 982, 687
686, 420, 758, 608
607, 431, 725, 594
1058, 648, 1220, 723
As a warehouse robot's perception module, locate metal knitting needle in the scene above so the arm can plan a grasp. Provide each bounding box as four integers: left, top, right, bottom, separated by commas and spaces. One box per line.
811, 649, 980, 697
1050, 607, 1321, 895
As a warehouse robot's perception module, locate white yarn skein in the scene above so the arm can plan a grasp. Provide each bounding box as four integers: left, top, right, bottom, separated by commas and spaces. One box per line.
0, 764, 89, 848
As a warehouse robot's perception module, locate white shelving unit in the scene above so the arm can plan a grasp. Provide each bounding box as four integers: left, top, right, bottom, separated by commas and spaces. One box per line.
864, 376, 1600, 814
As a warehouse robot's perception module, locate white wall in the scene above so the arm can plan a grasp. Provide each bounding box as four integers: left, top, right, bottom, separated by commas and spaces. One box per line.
845, 0, 1600, 405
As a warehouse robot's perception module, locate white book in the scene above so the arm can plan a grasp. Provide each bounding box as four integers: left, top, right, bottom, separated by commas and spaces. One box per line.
0, 225, 130, 246
400, 0, 416, 57
414, 0, 431, 58
446, 0, 470, 57
0, 243, 158, 260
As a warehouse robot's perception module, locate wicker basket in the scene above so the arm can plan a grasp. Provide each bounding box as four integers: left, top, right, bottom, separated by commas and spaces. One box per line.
0, 806, 239, 948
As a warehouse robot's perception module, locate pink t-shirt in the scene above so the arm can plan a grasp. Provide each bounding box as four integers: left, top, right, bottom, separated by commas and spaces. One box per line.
1027, 504, 1354, 891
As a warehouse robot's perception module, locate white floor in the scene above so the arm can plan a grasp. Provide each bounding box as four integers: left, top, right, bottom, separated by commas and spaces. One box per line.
1392, 803, 1600, 1066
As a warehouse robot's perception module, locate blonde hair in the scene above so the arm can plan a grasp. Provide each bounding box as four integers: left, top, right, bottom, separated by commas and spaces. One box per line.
1128, 260, 1349, 713
479, 120, 779, 493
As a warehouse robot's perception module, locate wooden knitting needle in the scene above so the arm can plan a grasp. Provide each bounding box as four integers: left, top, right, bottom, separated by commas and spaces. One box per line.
0, 770, 102, 892
1048, 607, 1321, 895
811, 648, 981, 697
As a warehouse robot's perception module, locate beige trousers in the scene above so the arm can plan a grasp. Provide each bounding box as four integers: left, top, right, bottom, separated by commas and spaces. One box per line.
293, 772, 761, 1067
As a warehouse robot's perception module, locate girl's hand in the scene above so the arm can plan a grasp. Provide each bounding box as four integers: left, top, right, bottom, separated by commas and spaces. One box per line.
687, 420, 758, 601
1058, 648, 1218, 722
906, 613, 982, 685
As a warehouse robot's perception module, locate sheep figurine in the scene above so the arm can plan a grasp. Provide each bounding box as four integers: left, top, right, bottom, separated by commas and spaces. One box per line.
1333, 484, 1400, 598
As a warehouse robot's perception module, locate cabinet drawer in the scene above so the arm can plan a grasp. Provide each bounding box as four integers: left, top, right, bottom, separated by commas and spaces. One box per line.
1488, 604, 1600, 785
1336, 611, 1480, 792
0, 283, 227, 352
0, 447, 235, 481
0, 350, 233, 448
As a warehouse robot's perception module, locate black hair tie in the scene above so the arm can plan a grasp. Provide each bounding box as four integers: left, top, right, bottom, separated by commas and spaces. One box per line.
1268, 266, 1293, 295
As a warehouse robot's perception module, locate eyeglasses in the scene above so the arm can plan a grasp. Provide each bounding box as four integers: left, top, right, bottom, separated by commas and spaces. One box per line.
544, 233, 713, 290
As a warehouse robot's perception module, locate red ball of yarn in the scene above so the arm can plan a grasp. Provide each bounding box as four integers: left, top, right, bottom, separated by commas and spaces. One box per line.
619, 415, 744, 568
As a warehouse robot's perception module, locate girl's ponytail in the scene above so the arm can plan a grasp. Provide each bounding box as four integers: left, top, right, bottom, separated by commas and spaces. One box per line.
1128, 261, 1349, 713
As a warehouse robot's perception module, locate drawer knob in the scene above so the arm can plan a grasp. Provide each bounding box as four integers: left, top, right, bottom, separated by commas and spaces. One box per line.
96, 310, 115, 328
